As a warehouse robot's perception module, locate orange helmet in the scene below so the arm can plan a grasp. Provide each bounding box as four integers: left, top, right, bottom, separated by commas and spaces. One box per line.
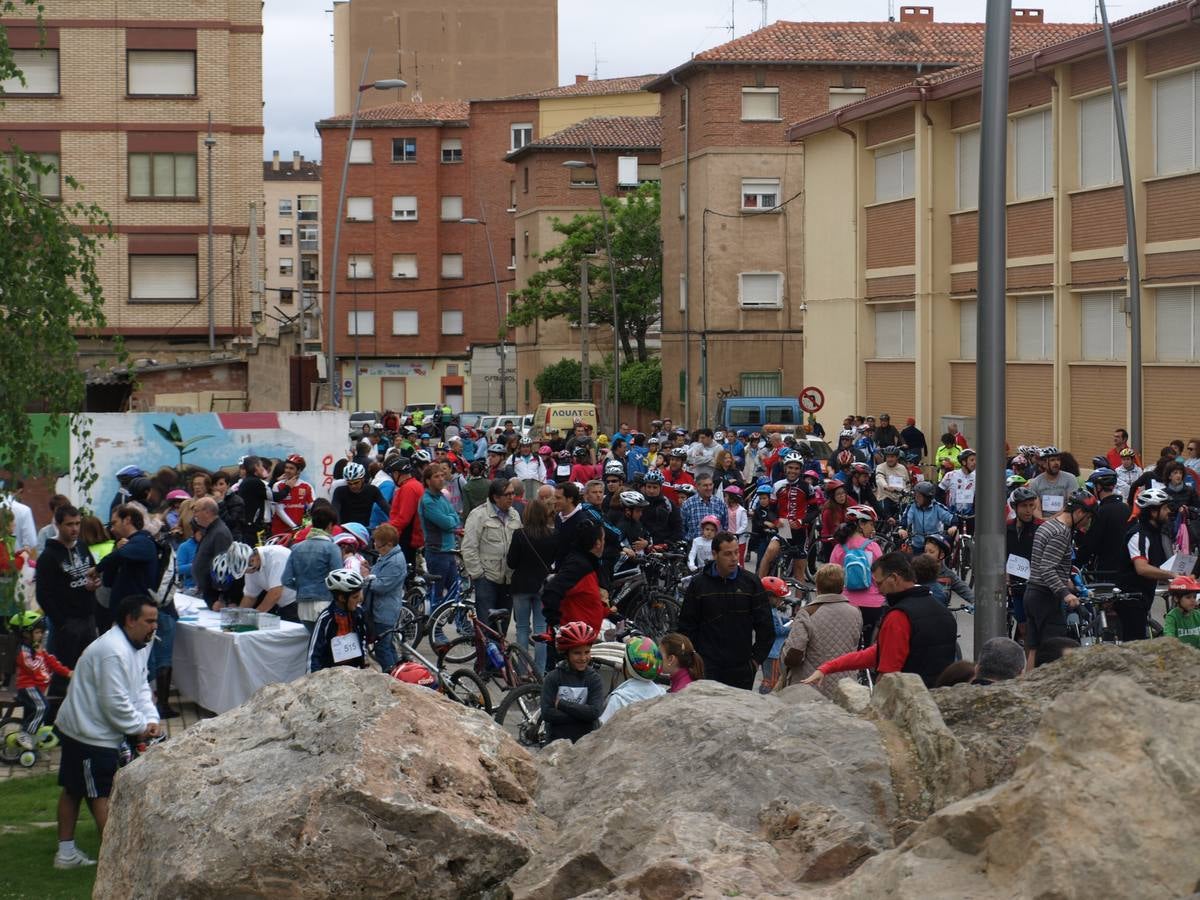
761, 576, 790, 598
1167, 576, 1200, 594
555, 621, 597, 651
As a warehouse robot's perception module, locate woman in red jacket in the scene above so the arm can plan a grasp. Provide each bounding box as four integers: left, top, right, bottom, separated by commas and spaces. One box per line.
540, 520, 612, 667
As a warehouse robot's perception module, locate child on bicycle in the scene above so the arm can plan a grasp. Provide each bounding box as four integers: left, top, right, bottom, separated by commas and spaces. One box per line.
687, 516, 720, 572
10, 612, 71, 751
599, 636, 665, 724
659, 632, 704, 692
308, 568, 370, 673
540, 621, 606, 744
1163, 576, 1200, 650
759, 576, 792, 693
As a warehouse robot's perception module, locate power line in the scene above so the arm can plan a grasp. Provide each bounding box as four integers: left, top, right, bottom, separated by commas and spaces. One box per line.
262, 276, 515, 297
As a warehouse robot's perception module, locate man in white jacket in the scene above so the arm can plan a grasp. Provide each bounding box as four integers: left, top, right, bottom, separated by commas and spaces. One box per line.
53, 594, 161, 869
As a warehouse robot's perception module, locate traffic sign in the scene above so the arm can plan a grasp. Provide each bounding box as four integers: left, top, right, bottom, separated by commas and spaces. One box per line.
799, 386, 824, 414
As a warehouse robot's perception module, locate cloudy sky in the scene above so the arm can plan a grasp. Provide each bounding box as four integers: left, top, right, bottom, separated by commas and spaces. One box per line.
263, 0, 1157, 160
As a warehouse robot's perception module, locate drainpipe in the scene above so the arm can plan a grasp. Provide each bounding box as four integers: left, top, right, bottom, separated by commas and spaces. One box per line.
671, 71, 691, 428
835, 109, 861, 411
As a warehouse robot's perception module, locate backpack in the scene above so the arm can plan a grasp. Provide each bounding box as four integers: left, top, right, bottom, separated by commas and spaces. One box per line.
843, 542, 872, 591
152, 540, 178, 609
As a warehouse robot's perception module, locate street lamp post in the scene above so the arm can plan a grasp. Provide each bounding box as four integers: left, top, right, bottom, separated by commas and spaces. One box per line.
563, 148, 620, 429
459, 215, 507, 415
326, 50, 405, 407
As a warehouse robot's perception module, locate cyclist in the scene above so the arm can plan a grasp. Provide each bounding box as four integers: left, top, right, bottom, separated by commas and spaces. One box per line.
1004, 485, 1041, 644
819, 479, 851, 563
747, 483, 775, 569
1075, 467, 1131, 584
940, 448, 977, 522
1028, 447, 1077, 517
615, 491, 651, 556
640, 471, 682, 545
933, 433, 961, 481
1115, 447, 1143, 502
331, 462, 390, 529
922, 533, 975, 606
1162, 575, 1200, 649
540, 621, 606, 744
830, 505, 886, 644
1120, 486, 1178, 643
874, 447, 911, 519
307, 568, 369, 673
758, 452, 814, 580
898, 481, 956, 552
845, 462, 877, 511
661, 448, 695, 506
599, 637, 666, 724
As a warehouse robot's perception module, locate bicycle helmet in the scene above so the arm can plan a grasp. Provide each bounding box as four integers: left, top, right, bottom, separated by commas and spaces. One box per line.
850, 462, 871, 475
488, 443, 507, 455
836, 450, 855, 466
342, 522, 370, 547
1119, 447, 1137, 459
555, 620, 597, 651
1010, 486, 1038, 505
412, 449, 433, 464
1038, 446, 1061, 459
390, 661, 439, 689
1167, 575, 1200, 594
846, 504, 878, 522
783, 451, 804, 466
9, 611, 44, 631
1066, 488, 1099, 513
333, 531, 361, 548
674, 483, 697, 497
116, 465, 145, 479
1010, 455, 1028, 469
839, 429, 856, 440
959, 448, 976, 460
925, 533, 952, 558
538, 445, 553, 456
604, 461, 626, 478
573, 446, 589, 459
623, 636, 663, 681
755, 483, 772, 494
1006, 474, 1028, 489
823, 478, 844, 494
325, 568, 365, 594
1135, 486, 1169, 510
386, 457, 414, 476
618, 491, 649, 508
1090, 456, 1109, 471
643, 469, 665, 484
724, 484, 743, 497
263, 532, 292, 547
761, 575, 790, 597
286, 454, 306, 470
699, 514, 721, 530
556, 449, 571, 461
669, 447, 688, 459
343, 462, 366, 482
165, 489, 190, 502
1088, 467, 1118, 488
882, 446, 901, 457
1017, 445, 1037, 458
914, 480, 936, 498
221, 542, 254, 580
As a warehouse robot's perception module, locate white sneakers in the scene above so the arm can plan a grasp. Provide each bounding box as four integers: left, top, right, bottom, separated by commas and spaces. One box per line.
53, 847, 96, 869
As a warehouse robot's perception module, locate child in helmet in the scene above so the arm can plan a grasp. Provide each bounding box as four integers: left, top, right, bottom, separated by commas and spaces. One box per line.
1163, 576, 1200, 650
540, 621, 606, 744
308, 568, 370, 673
687, 516, 721, 572
599, 637, 666, 724
10, 612, 72, 750
724, 486, 748, 564
759, 576, 793, 693
334, 530, 370, 578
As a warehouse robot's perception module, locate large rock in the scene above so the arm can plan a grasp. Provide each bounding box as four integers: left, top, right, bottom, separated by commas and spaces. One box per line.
831, 674, 1200, 899
94, 668, 540, 900
511, 680, 895, 899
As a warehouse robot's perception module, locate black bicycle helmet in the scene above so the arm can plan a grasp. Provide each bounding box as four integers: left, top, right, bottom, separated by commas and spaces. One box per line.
1009, 486, 1038, 504
1066, 488, 1098, 513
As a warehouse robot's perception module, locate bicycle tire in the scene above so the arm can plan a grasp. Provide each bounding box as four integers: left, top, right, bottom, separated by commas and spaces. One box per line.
632, 594, 680, 641
403, 585, 427, 619
1148, 618, 1164, 639
387, 607, 422, 655
425, 600, 473, 653
445, 668, 493, 713
493, 682, 547, 748
437, 634, 478, 666
504, 643, 541, 687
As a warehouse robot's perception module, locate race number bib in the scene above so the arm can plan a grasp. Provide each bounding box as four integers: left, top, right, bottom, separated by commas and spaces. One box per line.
958, 486, 976, 506
1005, 554, 1031, 579
1041, 494, 1064, 514
887, 475, 905, 489
557, 686, 587, 705
331, 632, 362, 663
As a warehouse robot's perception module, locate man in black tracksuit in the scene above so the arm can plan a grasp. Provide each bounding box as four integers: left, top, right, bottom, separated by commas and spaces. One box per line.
35, 505, 97, 702
641, 479, 682, 544
678, 531, 774, 689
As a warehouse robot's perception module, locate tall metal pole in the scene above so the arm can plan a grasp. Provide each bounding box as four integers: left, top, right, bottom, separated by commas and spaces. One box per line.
588, 142, 621, 429
1098, 0, 1141, 454
351, 260, 360, 412
974, 0, 1011, 648
479, 217, 507, 413
580, 258, 591, 400
205, 113, 215, 351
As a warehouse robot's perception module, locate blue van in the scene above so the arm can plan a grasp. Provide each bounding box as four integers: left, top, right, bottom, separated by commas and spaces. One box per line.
717, 397, 803, 433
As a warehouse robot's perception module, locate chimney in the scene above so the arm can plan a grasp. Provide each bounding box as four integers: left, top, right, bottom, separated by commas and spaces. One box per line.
575, 74, 589, 84
899, 6, 934, 22
1012, 8, 1044, 23
271, 150, 280, 172
293, 151, 302, 172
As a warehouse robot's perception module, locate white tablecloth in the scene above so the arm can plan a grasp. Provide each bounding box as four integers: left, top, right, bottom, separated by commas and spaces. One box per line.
172, 594, 310, 714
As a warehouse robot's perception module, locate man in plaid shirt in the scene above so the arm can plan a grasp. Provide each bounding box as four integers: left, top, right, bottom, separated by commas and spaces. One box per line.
681, 474, 729, 541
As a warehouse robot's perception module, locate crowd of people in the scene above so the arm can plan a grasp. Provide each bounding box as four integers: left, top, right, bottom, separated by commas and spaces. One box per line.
3, 410, 1200, 865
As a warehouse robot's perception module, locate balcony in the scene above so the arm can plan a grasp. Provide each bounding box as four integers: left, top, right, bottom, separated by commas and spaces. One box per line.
298, 210, 318, 222
299, 240, 319, 253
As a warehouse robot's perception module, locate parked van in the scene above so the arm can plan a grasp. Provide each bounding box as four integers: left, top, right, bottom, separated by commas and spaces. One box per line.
717, 397, 804, 433
529, 401, 598, 442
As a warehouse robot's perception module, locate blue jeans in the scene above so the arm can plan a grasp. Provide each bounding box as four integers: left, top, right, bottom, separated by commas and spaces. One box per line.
147, 606, 178, 675
373, 615, 399, 671
511, 591, 546, 672
424, 550, 460, 614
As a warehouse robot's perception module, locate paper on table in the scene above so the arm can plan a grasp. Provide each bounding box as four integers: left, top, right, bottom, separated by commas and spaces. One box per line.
1005, 554, 1031, 579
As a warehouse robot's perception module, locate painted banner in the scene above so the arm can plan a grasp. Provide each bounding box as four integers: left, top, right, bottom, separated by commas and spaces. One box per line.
72, 411, 351, 510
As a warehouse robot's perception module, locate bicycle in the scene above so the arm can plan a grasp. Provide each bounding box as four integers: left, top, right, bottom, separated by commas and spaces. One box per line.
611, 553, 681, 641
436, 607, 541, 694
950, 514, 975, 589
374, 624, 492, 712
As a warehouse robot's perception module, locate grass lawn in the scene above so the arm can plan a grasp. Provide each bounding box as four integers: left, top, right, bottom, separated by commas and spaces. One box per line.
0, 774, 98, 899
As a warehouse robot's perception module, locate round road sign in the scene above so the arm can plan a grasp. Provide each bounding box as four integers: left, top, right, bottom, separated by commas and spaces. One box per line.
799, 386, 825, 414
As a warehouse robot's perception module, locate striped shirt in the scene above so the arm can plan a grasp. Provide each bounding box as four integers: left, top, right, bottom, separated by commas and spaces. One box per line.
1029, 517, 1074, 600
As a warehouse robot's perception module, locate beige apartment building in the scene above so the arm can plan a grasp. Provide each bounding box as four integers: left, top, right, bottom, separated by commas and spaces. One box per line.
332, 0, 557, 116
789, 0, 1200, 457
0, 2, 266, 387
648, 10, 1094, 428
263, 152, 322, 357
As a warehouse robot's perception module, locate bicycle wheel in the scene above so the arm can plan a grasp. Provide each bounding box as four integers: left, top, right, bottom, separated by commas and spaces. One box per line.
425, 601, 473, 654
444, 668, 492, 713
404, 584, 427, 619
436, 634, 479, 666
494, 682, 547, 748
387, 607, 422, 657
504, 643, 541, 687
633, 594, 680, 641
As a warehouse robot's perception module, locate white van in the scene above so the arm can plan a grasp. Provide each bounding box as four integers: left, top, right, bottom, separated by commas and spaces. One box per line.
528, 402, 598, 442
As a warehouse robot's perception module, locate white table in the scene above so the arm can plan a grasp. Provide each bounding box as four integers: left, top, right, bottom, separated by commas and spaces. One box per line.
172, 594, 310, 714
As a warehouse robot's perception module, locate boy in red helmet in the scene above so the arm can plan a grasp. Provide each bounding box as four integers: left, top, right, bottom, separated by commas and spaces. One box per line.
539, 621, 606, 745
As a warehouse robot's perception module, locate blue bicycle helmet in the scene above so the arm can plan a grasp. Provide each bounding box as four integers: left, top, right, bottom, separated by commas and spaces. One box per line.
756, 483, 772, 494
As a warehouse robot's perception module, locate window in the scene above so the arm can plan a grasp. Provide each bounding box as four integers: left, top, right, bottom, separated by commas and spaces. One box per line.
828, 87, 866, 110
129, 152, 197, 198
129, 255, 197, 302
510, 123, 533, 151
741, 87, 780, 121
392, 195, 417, 221
345, 196, 373, 221
874, 306, 915, 358
349, 139, 372, 164
278, 228, 293, 247
959, 299, 977, 360
1079, 90, 1127, 188
391, 253, 417, 279
1154, 69, 1199, 176
1015, 295, 1053, 360
1081, 291, 1127, 360
279, 289, 294, 304
127, 50, 195, 96
2, 151, 60, 198
956, 128, 980, 210
279, 257, 294, 276
741, 178, 780, 211
1156, 286, 1200, 361
347, 254, 373, 278
441, 254, 464, 278
301, 258, 319, 281
874, 141, 915, 203
391, 137, 417, 162
1013, 109, 1052, 199
1, 49, 59, 94
441, 310, 464, 335
638, 162, 661, 183
298, 224, 318, 249
348, 310, 374, 335
738, 272, 783, 309
743, 372, 783, 397
440, 196, 463, 221
392, 310, 419, 335
278, 199, 293, 216
509, 180, 517, 211
569, 165, 597, 186
618, 156, 639, 187
441, 139, 463, 163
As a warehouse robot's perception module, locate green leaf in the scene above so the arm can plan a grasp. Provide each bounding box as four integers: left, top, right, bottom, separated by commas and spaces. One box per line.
152, 424, 175, 442
179, 434, 212, 449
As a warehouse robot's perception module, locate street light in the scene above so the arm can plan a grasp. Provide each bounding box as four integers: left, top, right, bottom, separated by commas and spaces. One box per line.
326, 51, 406, 407
563, 148, 621, 429
459, 215, 507, 415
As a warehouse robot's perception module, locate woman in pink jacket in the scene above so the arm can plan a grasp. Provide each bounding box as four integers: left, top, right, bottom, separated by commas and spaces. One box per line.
829, 505, 886, 647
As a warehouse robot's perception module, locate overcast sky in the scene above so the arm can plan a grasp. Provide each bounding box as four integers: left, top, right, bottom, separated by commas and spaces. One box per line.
263, 0, 1157, 161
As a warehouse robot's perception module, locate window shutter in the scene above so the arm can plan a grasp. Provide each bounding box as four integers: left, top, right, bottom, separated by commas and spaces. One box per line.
901, 308, 915, 357
441, 254, 463, 278
345, 197, 372, 221
1081, 293, 1113, 359
874, 147, 902, 202
348, 140, 372, 164
741, 88, 779, 121
441, 196, 463, 220
348, 311, 374, 335
392, 310, 419, 334
1014, 110, 1050, 199
129, 155, 152, 196
828, 88, 866, 110
392, 196, 417, 220
347, 255, 372, 278
391, 254, 417, 278
874, 308, 901, 358
959, 299, 977, 360
739, 273, 782, 308
1016, 296, 1050, 360
441, 311, 464, 334
637, 162, 661, 182
1154, 71, 1197, 176
130, 256, 197, 300
2, 49, 58, 93
617, 156, 638, 186
1156, 286, 1196, 361
128, 51, 195, 95
957, 129, 980, 209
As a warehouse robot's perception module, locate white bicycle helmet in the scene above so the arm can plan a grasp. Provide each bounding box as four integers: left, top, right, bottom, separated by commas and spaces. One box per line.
783, 451, 804, 465
412, 449, 433, 464
674, 482, 697, 497
487, 443, 507, 455
846, 504, 878, 522
1135, 486, 1170, 509
839, 429, 856, 440
222, 542, 254, 579
343, 462, 366, 482
604, 461, 626, 478
1038, 446, 1061, 459
325, 568, 365, 594
618, 490, 649, 508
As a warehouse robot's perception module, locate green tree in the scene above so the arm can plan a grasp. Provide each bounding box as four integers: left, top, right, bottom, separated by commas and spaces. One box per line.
615, 357, 662, 412
1, 3, 116, 477
534, 358, 583, 403
509, 181, 661, 363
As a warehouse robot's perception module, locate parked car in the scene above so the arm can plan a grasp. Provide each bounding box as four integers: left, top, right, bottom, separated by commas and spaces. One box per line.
348, 410, 379, 437
457, 411, 487, 430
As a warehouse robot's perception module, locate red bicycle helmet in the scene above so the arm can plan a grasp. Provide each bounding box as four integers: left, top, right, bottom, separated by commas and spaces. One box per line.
836, 450, 854, 466
1167, 575, 1200, 593
846, 504, 878, 522
286, 453, 306, 471
555, 621, 597, 651
761, 575, 790, 598
390, 661, 438, 689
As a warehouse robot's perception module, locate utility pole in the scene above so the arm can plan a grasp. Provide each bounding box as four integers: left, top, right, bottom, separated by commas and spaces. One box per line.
580, 258, 590, 400
204, 113, 216, 351
248, 201, 262, 333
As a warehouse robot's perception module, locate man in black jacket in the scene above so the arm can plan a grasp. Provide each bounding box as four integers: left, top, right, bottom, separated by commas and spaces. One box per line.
92, 504, 159, 609
641, 474, 682, 544
1074, 468, 1133, 585
35, 504, 97, 701
191, 497, 233, 607
678, 531, 774, 689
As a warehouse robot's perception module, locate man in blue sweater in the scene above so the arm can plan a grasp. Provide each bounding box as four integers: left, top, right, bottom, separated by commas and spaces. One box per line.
92, 504, 158, 610
418, 464, 461, 613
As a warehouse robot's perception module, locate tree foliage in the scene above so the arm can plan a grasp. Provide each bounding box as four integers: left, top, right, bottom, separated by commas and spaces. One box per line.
509, 180, 661, 363
1, 2, 116, 476
534, 358, 584, 403
615, 357, 662, 412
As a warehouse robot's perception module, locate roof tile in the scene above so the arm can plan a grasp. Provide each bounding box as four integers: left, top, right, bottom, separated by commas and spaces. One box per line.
319, 100, 470, 126
507, 115, 661, 159
497, 74, 660, 100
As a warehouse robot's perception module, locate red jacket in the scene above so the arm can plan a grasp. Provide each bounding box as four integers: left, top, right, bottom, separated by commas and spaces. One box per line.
16, 645, 71, 691
662, 469, 695, 507
542, 550, 608, 634
388, 477, 426, 549
818, 612, 911, 677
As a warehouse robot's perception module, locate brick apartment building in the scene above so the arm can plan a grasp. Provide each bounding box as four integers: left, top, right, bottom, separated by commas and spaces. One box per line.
263, 151, 322, 357
0, 2, 268, 400
788, 0, 1200, 456
648, 8, 1094, 428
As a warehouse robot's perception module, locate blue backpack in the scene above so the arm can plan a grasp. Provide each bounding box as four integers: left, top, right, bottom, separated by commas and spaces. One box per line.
843, 543, 872, 591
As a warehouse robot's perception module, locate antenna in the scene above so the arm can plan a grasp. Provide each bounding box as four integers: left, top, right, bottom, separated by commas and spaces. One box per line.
592, 43, 607, 80
749, 0, 768, 29
888, 0, 896, 21
707, 0, 735, 40
411, 50, 421, 102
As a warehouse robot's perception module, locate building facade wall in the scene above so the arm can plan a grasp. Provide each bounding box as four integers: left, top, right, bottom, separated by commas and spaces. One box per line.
263, 159, 322, 351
